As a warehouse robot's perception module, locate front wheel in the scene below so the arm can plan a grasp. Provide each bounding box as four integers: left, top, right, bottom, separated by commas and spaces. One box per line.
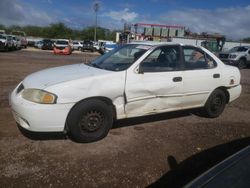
202, 89, 226, 118
238, 59, 247, 69
67, 99, 113, 143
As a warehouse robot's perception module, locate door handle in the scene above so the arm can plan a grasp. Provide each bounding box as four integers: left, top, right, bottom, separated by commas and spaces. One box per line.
173, 77, 182, 82
213, 74, 220, 78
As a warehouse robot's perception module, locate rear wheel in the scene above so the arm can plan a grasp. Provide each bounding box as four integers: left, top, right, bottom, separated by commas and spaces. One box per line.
238, 58, 247, 69
203, 89, 226, 118
67, 99, 113, 143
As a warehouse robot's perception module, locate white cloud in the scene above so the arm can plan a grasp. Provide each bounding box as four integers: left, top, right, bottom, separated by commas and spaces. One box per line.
159, 6, 250, 39
105, 8, 138, 22
0, 0, 55, 26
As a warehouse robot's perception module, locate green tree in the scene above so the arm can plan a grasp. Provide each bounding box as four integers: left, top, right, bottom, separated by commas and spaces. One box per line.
242, 37, 250, 43
0, 23, 116, 41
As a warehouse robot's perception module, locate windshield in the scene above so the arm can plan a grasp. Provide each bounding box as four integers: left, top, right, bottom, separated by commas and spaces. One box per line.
229, 46, 249, 53
90, 44, 151, 71
56, 40, 68, 45
0, 35, 6, 39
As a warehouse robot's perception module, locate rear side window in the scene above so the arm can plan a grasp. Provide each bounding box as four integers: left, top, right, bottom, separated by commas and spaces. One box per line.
183, 47, 216, 70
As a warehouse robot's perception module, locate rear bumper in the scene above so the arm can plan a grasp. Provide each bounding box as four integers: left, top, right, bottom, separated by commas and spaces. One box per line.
227, 85, 242, 102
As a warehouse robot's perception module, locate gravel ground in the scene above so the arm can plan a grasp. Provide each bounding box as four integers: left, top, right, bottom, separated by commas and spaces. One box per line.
0, 48, 249, 188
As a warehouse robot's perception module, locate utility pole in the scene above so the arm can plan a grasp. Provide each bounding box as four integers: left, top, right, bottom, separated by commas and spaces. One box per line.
93, 2, 99, 42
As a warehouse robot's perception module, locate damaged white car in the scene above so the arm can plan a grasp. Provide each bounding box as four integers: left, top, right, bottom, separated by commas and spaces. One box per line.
10, 42, 241, 142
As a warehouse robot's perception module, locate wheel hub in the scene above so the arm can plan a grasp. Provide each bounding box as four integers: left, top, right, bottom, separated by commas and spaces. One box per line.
211, 96, 222, 111
80, 110, 104, 132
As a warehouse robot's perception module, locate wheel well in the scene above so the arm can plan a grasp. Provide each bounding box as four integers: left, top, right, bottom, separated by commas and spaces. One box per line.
239, 57, 247, 62
216, 87, 230, 103
65, 97, 117, 131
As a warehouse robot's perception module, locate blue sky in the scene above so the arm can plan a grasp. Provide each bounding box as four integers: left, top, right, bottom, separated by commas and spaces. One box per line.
0, 0, 250, 39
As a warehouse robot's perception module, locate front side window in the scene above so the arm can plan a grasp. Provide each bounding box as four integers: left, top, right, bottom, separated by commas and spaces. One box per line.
140, 46, 180, 72
183, 47, 216, 70
90, 44, 150, 71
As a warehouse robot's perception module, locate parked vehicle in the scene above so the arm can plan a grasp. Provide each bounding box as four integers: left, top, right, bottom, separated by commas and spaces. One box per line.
10, 42, 241, 142
81, 40, 95, 52
0, 34, 8, 50
11, 31, 28, 48
7, 35, 15, 50
0, 34, 13, 50
99, 43, 118, 54
185, 146, 250, 188
72, 41, 83, 51
218, 46, 250, 69
11, 35, 21, 50
34, 41, 43, 49
41, 39, 54, 50
53, 39, 72, 55
95, 40, 115, 52
0, 30, 5, 34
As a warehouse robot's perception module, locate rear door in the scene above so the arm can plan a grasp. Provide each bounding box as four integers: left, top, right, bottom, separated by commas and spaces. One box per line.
181, 46, 221, 108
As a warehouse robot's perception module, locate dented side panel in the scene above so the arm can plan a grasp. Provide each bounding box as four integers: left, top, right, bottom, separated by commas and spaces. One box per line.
124, 70, 184, 117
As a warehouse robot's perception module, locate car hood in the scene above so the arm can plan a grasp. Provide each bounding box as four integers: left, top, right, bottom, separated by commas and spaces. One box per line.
23, 64, 111, 89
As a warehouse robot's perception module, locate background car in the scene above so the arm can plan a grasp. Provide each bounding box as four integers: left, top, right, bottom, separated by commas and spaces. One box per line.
81, 40, 95, 52
99, 43, 118, 54
11, 35, 21, 50
218, 46, 250, 69
185, 146, 250, 188
72, 41, 83, 51
0, 34, 9, 50
53, 39, 72, 55
11, 31, 28, 48
41, 39, 54, 50
34, 40, 43, 49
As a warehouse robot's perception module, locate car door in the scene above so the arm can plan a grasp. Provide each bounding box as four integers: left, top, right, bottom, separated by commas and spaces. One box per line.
181, 46, 221, 108
125, 45, 184, 117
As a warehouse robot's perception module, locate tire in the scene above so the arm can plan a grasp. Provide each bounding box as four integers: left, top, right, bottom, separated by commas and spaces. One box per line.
238, 58, 247, 69
67, 99, 113, 143
203, 89, 226, 118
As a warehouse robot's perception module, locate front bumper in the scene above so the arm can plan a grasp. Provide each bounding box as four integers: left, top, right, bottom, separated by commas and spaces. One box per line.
53, 48, 71, 55
9, 85, 75, 132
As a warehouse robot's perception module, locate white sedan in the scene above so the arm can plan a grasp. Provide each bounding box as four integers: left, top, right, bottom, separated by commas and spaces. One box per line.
10, 42, 241, 142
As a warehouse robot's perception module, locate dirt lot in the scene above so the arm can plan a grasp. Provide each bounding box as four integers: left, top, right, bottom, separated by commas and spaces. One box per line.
0, 49, 250, 188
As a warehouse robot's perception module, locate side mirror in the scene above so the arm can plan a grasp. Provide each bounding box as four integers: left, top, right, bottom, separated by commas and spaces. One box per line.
138, 64, 144, 74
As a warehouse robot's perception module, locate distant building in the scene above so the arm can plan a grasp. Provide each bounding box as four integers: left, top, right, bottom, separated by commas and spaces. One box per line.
133, 23, 185, 40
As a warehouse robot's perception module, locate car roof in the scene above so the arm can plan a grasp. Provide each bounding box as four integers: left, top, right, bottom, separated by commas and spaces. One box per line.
129, 41, 203, 48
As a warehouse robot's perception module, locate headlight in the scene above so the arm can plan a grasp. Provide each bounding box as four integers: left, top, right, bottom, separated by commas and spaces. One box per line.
229, 54, 237, 59
21, 89, 57, 104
